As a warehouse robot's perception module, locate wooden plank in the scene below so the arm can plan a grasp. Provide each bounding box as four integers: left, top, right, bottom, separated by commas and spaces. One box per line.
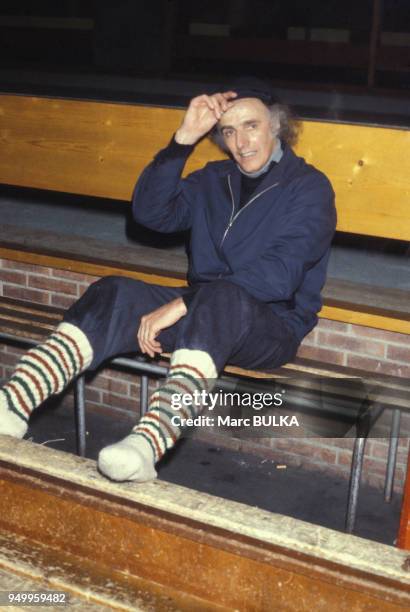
0, 247, 186, 288
0, 94, 409, 240
2, 250, 410, 336
0, 317, 50, 341
0, 437, 409, 611
1, 246, 410, 333
0, 296, 64, 318
320, 301, 410, 335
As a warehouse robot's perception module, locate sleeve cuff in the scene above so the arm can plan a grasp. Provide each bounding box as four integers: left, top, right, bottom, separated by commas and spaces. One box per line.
182, 288, 198, 309
155, 135, 195, 163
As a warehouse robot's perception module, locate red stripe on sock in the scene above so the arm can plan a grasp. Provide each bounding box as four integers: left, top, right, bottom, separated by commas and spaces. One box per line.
15, 366, 45, 403
169, 362, 208, 382
145, 413, 177, 444
166, 379, 197, 397
7, 382, 31, 417
29, 353, 59, 391
48, 342, 71, 379
138, 426, 162, 460
57, 330, 84, 371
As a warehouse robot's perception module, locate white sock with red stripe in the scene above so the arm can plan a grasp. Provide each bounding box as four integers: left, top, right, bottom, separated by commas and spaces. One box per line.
98, 349, 217, 482
0, 322, 93, 438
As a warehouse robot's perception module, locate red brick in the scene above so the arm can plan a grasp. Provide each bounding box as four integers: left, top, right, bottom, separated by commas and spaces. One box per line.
296, 345, 344, 365
51, 269, 99, 283
346, 354, 410, 378
4, 345, 25, 356
398, 437, 410, 451
325, 437, 355, 450
0, 353, 20, 367
50, 294, 77, 309
28, 275, 78, 296
351, 325, 410, 345
3, 285, 50, 305
88, 373, 129, 396
0, 269, 27, 286
274, 439, 337, 464
318, 331, 385, 358
386, 345, 410, 363
0, 260, 51, 276
317, 319, 350, 334
368, 440, 389, 460
102, 392, 139, 413
337, 450, 352, 466
78, 284, 91, 298
363, 457, 388, 476
102, 368, 143, 385
302, 329, 317, 346
85, 388, 102, 403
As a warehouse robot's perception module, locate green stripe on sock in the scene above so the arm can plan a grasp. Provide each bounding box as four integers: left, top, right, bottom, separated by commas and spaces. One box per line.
139, 417, 169, 452
167, 370, 204, 393
36, 345, 67, 387
148, 402, 190, 427
131, 430, 158, 460
152, 386, 177, 399
10, 374, 36, 409
155, 405, 179, 423
19, 358, 52, 396
52, 335, 78, 377
151, 390, 196, 420
2, 388, 29, 424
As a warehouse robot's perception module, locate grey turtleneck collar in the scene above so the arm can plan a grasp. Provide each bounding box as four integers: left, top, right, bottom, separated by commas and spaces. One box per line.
236, 139, 283, 178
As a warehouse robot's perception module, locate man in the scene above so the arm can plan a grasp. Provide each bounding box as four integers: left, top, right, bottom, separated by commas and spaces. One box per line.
0, 80, 336, 482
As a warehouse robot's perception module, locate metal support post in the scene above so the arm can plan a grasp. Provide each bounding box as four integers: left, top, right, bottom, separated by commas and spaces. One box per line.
74, 375, 86, 457
384, 408, 401, 502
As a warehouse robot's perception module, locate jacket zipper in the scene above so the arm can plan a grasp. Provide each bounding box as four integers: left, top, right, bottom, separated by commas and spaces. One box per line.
219, 175, 280, 249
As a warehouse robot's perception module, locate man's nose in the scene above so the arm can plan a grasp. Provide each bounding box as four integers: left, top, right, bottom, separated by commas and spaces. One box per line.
235, 131, 248, 150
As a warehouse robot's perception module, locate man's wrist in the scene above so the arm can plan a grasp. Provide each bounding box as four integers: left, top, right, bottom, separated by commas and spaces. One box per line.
175, 128, 199, 146
173, 297, 188, 316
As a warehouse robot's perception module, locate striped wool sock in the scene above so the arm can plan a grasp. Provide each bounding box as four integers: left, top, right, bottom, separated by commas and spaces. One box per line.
0, 322, 93, 438
98, 348, 217, 482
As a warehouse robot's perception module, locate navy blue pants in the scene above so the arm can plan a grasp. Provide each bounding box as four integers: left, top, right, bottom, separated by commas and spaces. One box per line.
64, 277, 299, 373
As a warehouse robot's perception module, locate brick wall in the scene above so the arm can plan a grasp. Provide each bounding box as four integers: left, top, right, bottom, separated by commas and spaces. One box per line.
1, 257, 409, 494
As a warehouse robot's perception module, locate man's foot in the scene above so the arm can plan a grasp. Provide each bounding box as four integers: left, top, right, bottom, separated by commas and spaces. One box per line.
98, 433, 157, 482
0, 391, 28, 438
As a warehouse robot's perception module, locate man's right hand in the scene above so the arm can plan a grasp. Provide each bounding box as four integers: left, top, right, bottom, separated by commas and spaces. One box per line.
175, 91, 237, 146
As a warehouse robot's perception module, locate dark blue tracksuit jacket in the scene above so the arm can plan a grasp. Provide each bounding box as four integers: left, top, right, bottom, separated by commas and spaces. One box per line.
132, 140, 336, 343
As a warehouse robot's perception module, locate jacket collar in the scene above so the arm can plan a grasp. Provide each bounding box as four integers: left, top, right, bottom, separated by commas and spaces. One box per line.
222, 144, 300, 209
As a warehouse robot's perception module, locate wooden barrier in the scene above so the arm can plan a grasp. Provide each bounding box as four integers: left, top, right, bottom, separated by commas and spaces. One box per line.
0, 437, 409, 611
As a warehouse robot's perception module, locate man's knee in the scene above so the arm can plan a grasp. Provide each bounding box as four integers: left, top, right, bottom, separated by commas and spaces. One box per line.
195, 280, 250, 302
190, 280, 256, 327
64, 276, 146, 326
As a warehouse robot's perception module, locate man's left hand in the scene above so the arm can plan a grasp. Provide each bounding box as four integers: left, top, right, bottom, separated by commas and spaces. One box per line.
137, 297, 187, 358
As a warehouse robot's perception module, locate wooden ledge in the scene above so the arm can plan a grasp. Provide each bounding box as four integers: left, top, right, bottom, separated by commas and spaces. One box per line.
2, 242, 410, 333
0, 437, 409, 610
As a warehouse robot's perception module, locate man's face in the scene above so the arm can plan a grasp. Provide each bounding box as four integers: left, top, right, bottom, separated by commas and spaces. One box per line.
218, 98, 277, 173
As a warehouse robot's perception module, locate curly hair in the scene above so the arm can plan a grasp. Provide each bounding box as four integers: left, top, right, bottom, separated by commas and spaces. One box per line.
210, 103, 301, 152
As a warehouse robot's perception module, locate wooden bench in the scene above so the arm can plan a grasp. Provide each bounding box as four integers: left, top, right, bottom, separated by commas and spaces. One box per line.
0, 93, 409, 537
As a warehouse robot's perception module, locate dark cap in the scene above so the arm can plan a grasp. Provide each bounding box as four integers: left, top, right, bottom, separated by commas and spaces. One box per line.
223, 77, 279, 106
